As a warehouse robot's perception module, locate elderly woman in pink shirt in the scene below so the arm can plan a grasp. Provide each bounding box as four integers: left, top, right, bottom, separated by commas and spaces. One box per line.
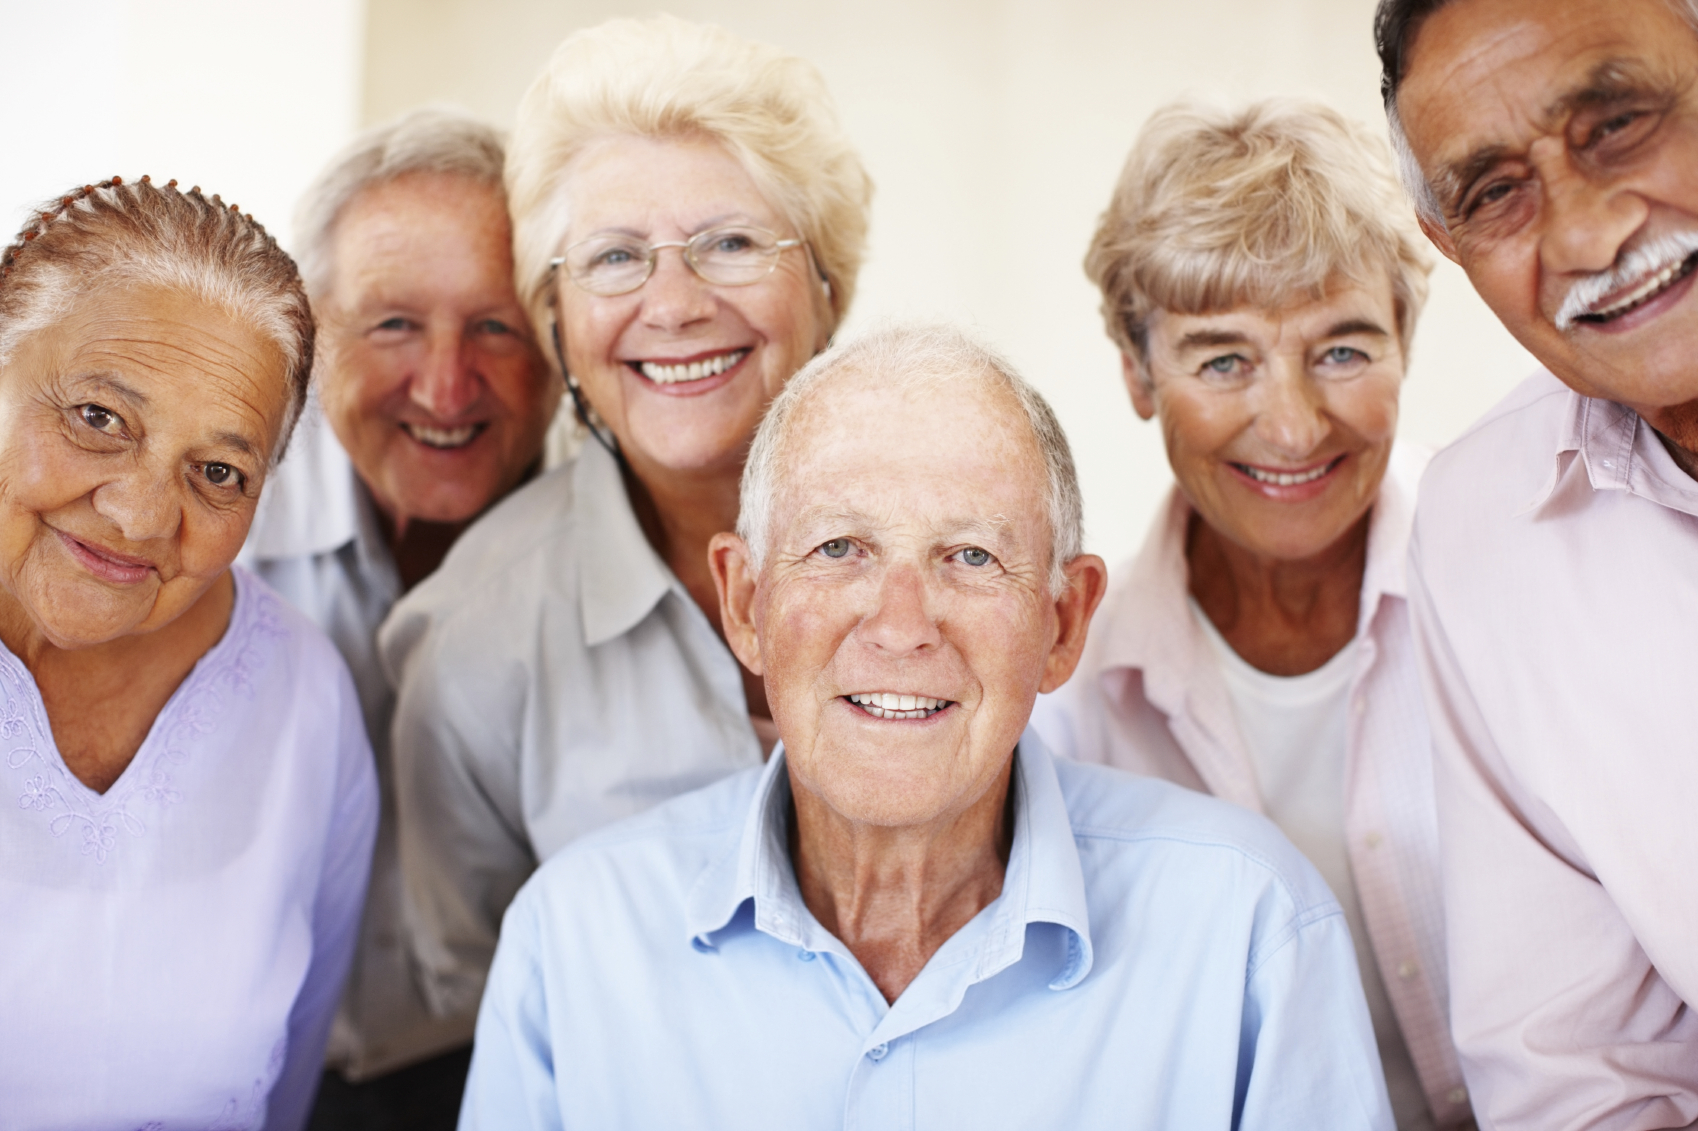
1032, 100, 1465, 1131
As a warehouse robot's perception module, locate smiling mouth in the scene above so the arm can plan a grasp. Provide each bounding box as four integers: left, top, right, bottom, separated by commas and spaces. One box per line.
57, 529, 154, 584
1231, 454, 1344, 487
1576, 251, 1698, 325
633, 349, 749, 386
403, 422, 485, 450
845, 692, 953, 720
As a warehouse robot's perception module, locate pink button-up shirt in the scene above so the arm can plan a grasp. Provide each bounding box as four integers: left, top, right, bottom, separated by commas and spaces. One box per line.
1034, 446, 1471, 1129
1409, 372, 1698, 1131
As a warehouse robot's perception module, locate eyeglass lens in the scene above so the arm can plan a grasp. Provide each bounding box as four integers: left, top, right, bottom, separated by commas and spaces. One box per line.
565, 226, 789, 295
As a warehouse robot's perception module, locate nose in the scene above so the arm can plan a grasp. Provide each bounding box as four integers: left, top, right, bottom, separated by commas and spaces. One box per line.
1251, 357, 1329, 459
637, 246, 717, 332
857, 561, 944, 657
408, 328, 482, 421
1534, 137, 1649, 277
91, 463, 180, 545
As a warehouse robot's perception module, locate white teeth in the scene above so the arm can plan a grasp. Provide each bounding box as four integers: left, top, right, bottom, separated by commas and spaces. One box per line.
1592, 258, 1688, 320
405, 423, 480, 449
847, 692, 948, 720
639, 349, 748, 385
1238, 460, 1334, 486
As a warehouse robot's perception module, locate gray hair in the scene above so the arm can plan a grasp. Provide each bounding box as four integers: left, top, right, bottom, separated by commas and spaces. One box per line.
293, 107, 507, 297
738, 323, 1084, 595
1382, 0, 1698, 229
0, 176, 313, 463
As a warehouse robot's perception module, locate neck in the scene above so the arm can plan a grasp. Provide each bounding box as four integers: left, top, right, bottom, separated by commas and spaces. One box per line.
619, 451, 743, 627
1643, 399, 1698, 482
366, 459, 541, 592
789, 758, 1015, 1004
1186, 507, 1370, 676
372, 505, 472, 593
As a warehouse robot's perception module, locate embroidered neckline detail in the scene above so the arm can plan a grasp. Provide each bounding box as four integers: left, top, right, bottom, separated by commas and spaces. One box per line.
5, 572, 288, 862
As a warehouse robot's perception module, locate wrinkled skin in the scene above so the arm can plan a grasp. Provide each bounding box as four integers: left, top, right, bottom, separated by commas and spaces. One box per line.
0, 284, 291, 790
1400, 0, 1698, 466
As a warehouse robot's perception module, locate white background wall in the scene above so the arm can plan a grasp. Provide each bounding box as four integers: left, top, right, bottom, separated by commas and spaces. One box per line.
0, 0, 364, 263
3, 0, 1537, 566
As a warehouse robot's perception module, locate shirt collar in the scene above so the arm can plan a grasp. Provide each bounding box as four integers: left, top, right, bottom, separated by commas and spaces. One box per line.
1524, 388, 1698, 519
573, 439, 677, 647
244, 398, 363, 560
684, 728, 1095, 993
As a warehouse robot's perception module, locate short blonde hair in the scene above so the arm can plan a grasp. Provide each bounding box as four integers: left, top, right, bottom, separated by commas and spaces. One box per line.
1085, 99, 1432, 362
507, 15, 873, 348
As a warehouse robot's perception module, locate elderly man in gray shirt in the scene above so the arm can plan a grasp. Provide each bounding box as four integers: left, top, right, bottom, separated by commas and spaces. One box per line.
241, 108, 559, 1128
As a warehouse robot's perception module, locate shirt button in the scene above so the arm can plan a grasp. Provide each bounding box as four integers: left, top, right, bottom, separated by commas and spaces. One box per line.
1447, 1086, 1469, 1105
1364, 832, 1383, 850
797, 949, 815, 962
1397, 960, 1419, 980
867, 1043, 888, 1061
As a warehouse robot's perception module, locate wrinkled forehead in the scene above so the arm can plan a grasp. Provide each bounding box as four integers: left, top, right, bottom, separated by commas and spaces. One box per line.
770, 368, 1049, 538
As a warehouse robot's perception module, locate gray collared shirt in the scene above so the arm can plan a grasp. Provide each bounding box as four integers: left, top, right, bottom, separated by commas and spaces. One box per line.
240, 406, 474, 1080
379, 438, 763, 1026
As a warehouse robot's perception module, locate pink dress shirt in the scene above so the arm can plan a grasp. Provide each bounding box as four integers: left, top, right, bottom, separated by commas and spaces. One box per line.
1033, 446, 1471, 1129
1408, 372, 1698, 1131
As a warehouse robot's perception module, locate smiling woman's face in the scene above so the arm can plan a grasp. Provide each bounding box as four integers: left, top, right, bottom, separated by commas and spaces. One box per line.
554, 134, 832, 483
1132, 274, 1405, 564
0, 284, 289, 649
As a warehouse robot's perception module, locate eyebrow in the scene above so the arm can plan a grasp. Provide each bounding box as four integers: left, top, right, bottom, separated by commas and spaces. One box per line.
212, 431, 260, 458
1174, 329, 1251, 351
76, 373, 151, 407
1324, 319, 1390, 339
1435, 58, 1672, 213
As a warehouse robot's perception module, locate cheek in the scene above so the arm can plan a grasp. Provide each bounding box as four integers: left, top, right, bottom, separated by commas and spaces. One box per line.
1329, 376, 1402, 444
176, 502, 260, 578
1156, 391, 1245, 470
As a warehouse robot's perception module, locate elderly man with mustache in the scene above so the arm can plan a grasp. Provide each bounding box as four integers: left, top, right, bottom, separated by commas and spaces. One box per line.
1379, 0, 1698, 1126
455, 324, 1392, 1130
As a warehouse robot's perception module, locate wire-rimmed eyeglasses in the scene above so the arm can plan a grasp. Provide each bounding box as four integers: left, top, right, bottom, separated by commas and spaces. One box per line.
550, 225, 804, 296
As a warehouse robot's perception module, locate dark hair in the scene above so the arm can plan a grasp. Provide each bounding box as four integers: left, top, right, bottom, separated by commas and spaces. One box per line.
1374, 0, 1454, 112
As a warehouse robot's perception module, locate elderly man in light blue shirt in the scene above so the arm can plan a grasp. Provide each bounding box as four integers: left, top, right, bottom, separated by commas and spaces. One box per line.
462, 324, 1393, 1130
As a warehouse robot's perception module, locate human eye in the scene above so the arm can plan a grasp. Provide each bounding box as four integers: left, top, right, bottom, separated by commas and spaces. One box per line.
953, 546, 995, 567
816, 537, 853, 559
78, 403, 125, 436
476, 318, 515, 336
1320, 345, 1368, 368
589, 242, 644, 268
198, 462, 246, 491
1196, 354, 1251, 387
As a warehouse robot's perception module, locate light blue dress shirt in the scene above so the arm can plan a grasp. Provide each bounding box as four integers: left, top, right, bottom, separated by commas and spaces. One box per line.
462, 731, 1392, 1130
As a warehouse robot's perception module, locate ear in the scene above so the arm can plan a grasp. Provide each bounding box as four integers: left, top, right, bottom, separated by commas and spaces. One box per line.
1038, 553, 1109, 694
1120, 352, 1157, 421
1418, 215, 1460, 265
709, 531, 764, 675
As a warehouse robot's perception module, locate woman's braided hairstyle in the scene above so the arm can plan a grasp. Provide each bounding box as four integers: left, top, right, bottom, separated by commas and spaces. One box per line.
0, 176, 315, 460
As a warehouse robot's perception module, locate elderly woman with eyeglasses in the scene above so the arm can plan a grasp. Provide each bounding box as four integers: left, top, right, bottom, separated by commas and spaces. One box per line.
0, 177, 376, 1129
378, 14, 870, 1031
1032, 101, 1474, 1130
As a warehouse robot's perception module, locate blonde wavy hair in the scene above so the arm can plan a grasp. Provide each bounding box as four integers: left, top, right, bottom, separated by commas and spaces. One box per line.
1085, 99, 1432, 367
506, 15, 873, 352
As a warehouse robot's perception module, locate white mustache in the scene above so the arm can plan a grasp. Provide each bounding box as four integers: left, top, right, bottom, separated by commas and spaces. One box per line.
1554, 231, 1698, 331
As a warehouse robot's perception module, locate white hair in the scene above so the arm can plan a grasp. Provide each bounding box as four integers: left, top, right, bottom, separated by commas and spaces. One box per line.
293, 106, 507, 297
505, 15, 873, 353
737, 322, 1084, 595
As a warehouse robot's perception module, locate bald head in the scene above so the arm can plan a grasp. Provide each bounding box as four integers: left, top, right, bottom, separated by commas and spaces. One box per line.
738, 323, 1083, 594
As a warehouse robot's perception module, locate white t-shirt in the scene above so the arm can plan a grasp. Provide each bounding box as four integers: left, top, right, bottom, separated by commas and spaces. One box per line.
1190, 597, 1431, 1130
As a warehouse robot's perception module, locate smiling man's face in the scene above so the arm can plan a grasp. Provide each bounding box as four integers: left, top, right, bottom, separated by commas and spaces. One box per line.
317, 172, 555, 530
1399, 0, 1698, 424
712, 368, 1101, 831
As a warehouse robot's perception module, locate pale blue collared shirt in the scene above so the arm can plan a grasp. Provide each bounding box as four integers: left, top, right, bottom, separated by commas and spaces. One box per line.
461, 732, 1392, 1129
